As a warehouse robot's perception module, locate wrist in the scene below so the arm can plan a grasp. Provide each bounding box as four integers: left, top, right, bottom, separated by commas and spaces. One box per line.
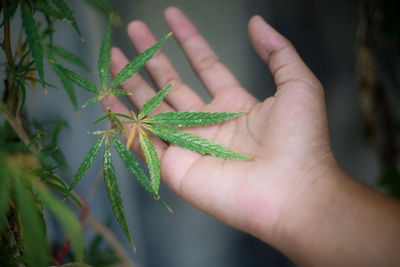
268, 154, 344, 264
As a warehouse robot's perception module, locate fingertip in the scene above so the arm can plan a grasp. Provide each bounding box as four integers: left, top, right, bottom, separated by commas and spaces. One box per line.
164, 6, 181, 19
127, 20, 146, 38
110, 47, 128, 75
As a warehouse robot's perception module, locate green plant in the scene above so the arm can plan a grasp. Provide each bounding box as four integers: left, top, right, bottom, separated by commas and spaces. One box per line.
60, 19, 249, 251
0, 0, 248, 265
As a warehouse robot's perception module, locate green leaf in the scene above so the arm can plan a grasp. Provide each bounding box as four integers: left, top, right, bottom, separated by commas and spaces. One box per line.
31, 179, 85, 262
17, 81, 26, 114
110, 32, 172, 89
0, 0, 19, 27
0, 163, 10, 231
48, 45, 91, 71
110, 134, 153, 194
15, 175, 48, 267
49, 61, 78, 111
98, 22, 112, 89
55, 64, 101, 93
111, 113, 124, 132
145, 111, 246, 127
45, 182, 82, 208
82, 95, 104, 108
69, 135, 105, 190
34, 168, 69, 189
33, 1, 64, 20
110, 135, 172, 211
109, 89, 131, 96
139, 129, 161, 194
52, 0, 82, 38
113, 113, 135, 120
138, 81, 173, 119
103, 138, 134, 248
92, 113, 111, 125
21, 1, 45, 88
146, 124, 250, 160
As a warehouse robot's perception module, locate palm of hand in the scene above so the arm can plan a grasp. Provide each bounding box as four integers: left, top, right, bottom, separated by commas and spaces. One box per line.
107, 8, 333, 239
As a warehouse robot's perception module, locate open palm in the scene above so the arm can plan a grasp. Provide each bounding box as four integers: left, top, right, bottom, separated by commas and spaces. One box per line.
107, 7, 335, 240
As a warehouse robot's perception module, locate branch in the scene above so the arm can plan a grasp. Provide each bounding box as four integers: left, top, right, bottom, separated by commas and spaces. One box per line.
0, 99, 39, 154
1, 0, 15, 65
87, 212, 135, 266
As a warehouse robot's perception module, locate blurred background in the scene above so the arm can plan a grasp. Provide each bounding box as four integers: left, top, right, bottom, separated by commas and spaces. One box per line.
23, 0, 399, 266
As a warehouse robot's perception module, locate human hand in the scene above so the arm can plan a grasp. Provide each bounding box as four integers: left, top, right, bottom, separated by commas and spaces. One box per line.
106, 6, 334, 242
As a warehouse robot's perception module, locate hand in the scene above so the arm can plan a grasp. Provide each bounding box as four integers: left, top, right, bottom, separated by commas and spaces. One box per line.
106, 7, 400, 267
108, 6, 332, 241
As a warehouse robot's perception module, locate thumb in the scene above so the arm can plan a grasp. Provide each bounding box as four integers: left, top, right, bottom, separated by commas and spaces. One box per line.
248, 16, 323, 95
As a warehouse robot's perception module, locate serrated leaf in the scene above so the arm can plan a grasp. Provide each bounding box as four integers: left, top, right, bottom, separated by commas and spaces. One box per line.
34, 168, 69, 189
52, 0, 82, 38
146, 124, 250, 160
21, 1, 45, 88
112, 134, 172, 210
69, 135, 105, 190
138, 81, 173, 119
92, 113, 111, 125
98, 21, 112, 89
109, 89, 131, 96
31, 179, 85, 262
114, 113, 135, 120
111, 113, 124, 132
126, 124, 138, 150
103, 138, 134, 247
111, 134, 152, 194
0, 0, 19, 27
48, 45, 91, 71
144, 111, 246, 127
49, 62, 78, 111
110, 32, 172, 89
139, 129, 160, 194
82, 95, 104, 108
45, 182, 82, 208
55, 64, 101, 93
15, 175, 48, 267
0, 163, 10, 231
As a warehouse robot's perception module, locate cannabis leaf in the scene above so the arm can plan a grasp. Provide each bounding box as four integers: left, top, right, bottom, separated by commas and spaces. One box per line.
103, 137, 135, 252
21, 1, 45, 88
59, 21, 171, 109
63, 19, 248, 251
118, 81, 249, 195
69, 135, 105, 191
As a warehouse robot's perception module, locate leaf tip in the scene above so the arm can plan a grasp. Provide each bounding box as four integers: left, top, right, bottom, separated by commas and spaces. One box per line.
167, 31, 173, 37
243, 110, 250, 114
44, 88, 48, 95
131, 244, 137, 254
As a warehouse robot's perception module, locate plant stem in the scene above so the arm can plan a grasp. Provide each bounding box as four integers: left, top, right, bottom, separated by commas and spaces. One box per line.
0, 99, 39, 154
87, 212, 135, 264
1, 0, 14, 65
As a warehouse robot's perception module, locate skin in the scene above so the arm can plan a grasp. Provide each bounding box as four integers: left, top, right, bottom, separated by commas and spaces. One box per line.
105, 7, 400, 267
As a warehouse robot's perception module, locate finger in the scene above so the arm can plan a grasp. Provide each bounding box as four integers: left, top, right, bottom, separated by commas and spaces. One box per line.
110, 47, 173, 115
102, 96, 168, 160
164, 7, 242, 97
248, 16, 323, 94
127, 21, 204, 111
